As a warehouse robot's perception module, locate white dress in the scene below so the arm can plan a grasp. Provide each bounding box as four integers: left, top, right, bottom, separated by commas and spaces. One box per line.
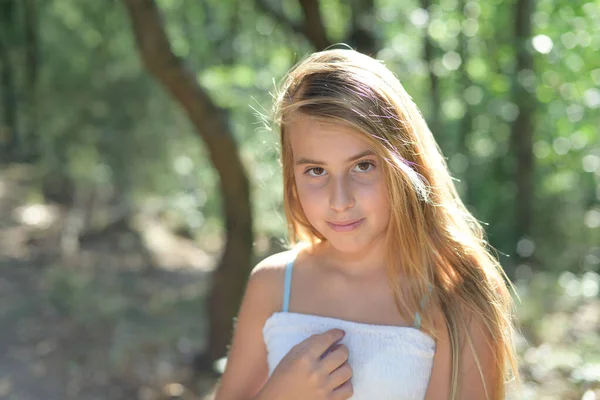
262, 258, 436, 400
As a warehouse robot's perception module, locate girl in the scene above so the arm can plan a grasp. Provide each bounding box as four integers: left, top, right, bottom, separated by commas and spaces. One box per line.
214, 49, 520, 400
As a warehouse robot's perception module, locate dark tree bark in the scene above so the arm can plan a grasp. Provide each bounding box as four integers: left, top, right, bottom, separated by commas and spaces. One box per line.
256, 0, 332, 50
510, 0, 535, 262
23, 0, 39, 161
256, 0, 382, 55
257, 0, 379, 54
0, 0, 18, 162
297, 0, 331, 50
122, 0, 254, 366
347, 0, 378, 55
456, 0, 474, 207
419, 0, 442, 139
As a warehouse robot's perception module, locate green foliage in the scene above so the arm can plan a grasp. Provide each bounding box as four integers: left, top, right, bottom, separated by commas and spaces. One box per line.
1, 0, 598, 397
3, 0, 596, 268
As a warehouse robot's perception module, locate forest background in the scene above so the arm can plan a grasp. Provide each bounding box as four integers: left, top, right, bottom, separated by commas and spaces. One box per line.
0, 0, 598, 399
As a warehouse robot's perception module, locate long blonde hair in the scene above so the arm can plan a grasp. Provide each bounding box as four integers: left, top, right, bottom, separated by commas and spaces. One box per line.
272, 49, 520, 400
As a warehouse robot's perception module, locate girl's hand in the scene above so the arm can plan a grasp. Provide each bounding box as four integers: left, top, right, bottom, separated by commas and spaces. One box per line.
257, 328, 353, 400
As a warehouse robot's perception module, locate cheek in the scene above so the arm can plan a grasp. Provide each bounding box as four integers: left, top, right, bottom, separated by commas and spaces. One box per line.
353, 175, 380, 194
295, 179, 327, 216
357, 180, 389, 213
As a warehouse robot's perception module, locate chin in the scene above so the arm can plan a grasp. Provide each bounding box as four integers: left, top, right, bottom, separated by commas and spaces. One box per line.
323, 228, 387, 253
322, 234, 373, 254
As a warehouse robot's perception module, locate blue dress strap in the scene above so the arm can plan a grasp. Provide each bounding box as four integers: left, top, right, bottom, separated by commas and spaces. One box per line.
413, 283, 434, 329
282, 258, 294, 312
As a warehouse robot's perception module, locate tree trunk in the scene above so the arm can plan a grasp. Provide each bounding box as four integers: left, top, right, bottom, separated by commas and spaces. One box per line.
298, 0, 331, 51
348, 0, 378, 55
419, 0, 442, 138
0, 0, 18, 162
122, 0, 254, 366
456, 0, 474, 207
255, 0, 332, 51
257, 0, 379, 54
511, 0, 535, 264
23, 0, 39, 162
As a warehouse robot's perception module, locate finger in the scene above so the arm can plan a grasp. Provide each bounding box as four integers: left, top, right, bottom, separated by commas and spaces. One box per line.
303, 329, 345, 359
321, 344, 349, 373
327, 362, 352, 390
332, 378, 354, 399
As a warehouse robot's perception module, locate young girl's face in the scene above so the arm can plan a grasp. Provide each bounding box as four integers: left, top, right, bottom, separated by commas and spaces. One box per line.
288, 115, 390, 254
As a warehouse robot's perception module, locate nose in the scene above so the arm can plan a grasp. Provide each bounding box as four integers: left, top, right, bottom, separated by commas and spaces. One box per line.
329, 176, 355, 212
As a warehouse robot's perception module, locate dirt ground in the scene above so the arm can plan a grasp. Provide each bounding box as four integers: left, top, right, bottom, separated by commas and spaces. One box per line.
0, 168, 220, 399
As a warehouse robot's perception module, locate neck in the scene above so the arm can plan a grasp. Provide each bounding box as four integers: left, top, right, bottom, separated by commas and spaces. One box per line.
314, 236, 389, 280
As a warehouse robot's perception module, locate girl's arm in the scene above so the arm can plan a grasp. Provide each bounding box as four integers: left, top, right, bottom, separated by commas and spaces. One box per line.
213, 258, 284, 400
213, 251, 354, 400
424, 306, 498, 400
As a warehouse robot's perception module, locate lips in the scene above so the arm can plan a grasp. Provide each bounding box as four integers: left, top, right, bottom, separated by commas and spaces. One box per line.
326, 218, 364, 232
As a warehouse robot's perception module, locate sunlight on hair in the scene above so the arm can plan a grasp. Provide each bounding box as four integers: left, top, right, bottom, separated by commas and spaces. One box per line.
270, 48, 521, 400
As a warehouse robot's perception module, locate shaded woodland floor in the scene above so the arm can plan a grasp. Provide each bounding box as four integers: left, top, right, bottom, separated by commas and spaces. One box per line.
0, 167, 219, 399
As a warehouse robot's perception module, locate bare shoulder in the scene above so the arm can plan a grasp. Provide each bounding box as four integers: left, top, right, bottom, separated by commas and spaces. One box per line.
253, 249, 297, 273
249, 249, 298, 312
213, 249, 298, 400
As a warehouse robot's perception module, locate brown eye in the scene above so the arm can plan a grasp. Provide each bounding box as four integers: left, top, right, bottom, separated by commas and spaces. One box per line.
354, 161, 374, 173
306, 167, 326, 177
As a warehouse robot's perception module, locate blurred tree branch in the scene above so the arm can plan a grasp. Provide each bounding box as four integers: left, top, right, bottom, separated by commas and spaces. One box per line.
255, 0, 332, 50
347, 0, 378, 55
256, 0, 379, 54
297, 0, 331, 50
510, 0, 535, 266
0, 0, 18, 162
23, 0, 39, 162
456, 0, 474, 206
419, 0, 441, 139
122, 0, 254, 366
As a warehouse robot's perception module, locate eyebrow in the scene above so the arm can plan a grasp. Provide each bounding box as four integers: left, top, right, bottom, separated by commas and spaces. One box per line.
295, 150, 375, 166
